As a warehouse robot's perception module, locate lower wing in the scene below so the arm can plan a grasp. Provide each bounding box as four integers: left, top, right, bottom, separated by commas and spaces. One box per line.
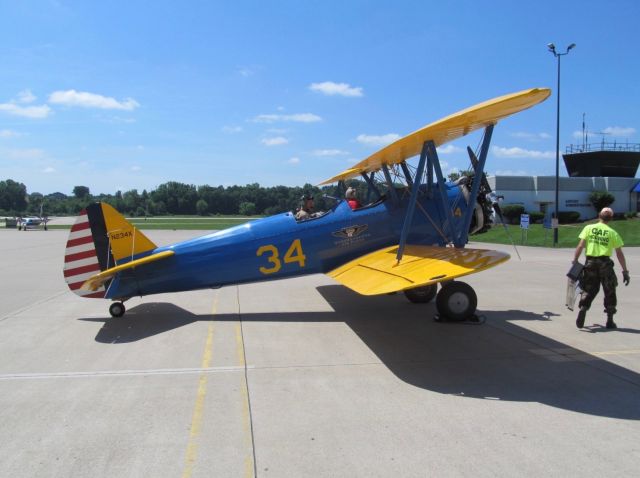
328, 245, 509, 295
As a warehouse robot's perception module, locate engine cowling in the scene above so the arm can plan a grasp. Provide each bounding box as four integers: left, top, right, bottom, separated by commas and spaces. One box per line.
455, 176, 494, 236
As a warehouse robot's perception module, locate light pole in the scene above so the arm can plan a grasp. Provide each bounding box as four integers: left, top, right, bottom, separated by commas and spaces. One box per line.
547, 42, 575, 246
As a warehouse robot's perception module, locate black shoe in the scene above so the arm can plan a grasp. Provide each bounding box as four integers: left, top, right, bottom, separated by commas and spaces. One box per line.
606, 320, 617, 329
576, 308, 587, 329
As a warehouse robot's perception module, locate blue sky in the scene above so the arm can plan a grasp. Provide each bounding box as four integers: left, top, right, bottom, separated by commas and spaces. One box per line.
1, 0, 638, 195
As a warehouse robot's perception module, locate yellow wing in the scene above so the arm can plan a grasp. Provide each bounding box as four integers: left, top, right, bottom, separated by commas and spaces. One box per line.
319, 87, 550, 185
328, 245, 509, 295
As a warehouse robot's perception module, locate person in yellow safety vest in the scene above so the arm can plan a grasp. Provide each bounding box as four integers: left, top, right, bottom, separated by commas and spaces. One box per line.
572, 207, 630, 329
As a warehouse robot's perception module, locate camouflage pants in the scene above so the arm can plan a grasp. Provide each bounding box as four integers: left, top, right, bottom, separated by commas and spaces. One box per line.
578, 257, 618, 315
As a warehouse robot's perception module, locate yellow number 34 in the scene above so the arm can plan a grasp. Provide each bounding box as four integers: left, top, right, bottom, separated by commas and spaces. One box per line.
256, 239, 306, 275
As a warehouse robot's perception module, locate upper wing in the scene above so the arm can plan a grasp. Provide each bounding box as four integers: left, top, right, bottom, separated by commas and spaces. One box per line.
328, 245, 509, 295
319, 87, 550, 185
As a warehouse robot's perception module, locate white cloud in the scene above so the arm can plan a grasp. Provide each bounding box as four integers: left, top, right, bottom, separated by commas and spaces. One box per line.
48, 90, 140, 110
252, 113, 322, 123
0, 91, 51, 118
312, 149, 349, 156
42, 166, 56, 173
0, 129, 21, 138
131, 165, 142, 171
0, 102, 51, 119
602, 126, 636, 137
510, 132, 551, 141
5, 148, 48, 160
222, 125, 243, 134
573, 126, 636, 139
262, 136, 289, 146
492, 146, 554, 159
288, 157, 300, 164
17, 89, 36, 104
356, 133, 400, 147
309, 81, 363, 97
237, 67, 254, 77
436, 145, 464, 154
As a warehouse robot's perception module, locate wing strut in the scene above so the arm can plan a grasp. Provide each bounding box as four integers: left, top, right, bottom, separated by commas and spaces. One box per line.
396, 141, 429, 262
456, 124, 494, 246
381, 164, 399, 205
400, 161, 413, 189
430, 141, 457, 245
360, 172, 381, 202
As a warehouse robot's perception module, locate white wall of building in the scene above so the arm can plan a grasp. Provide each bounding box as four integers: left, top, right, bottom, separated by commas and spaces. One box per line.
487, 176, 639, 220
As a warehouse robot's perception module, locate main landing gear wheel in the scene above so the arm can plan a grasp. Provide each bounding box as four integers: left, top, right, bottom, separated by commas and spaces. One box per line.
435, 281, 477, 321
404, 284, 438, 303
109, 302, 126, 318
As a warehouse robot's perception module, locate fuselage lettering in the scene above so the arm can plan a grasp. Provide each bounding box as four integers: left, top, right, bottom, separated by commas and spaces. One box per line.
110, 231, 133, 241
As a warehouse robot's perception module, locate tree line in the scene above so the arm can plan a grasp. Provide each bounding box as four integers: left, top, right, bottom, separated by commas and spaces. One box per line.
0, 179, 361, 217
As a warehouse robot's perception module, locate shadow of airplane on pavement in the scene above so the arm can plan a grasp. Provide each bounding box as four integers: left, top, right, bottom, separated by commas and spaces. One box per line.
78, 285, 640, 421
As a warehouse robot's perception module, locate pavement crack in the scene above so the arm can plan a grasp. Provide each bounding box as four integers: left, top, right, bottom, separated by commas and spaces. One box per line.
0, 291, 67, 323
237, 285, 258, 478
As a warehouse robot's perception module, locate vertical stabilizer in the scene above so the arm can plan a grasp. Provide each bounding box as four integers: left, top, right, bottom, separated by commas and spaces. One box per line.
63, 203, 157, 298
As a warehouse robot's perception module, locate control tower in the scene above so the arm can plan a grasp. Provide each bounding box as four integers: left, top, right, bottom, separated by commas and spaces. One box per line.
563, 141, 640, 177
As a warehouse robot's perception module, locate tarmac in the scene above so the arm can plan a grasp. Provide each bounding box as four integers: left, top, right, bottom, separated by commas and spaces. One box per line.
0, 227, 639, 477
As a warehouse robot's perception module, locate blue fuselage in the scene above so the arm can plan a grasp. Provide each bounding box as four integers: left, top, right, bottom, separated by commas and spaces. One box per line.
107, 184, 470, 300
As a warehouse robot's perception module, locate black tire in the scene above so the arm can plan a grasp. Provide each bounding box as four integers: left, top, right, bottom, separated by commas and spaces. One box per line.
109, 302, 126, 318
404, 284, 437, 303
436, 281, 477, 321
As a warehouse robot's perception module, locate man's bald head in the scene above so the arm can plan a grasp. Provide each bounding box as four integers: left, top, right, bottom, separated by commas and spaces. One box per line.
599, 207, 614, 222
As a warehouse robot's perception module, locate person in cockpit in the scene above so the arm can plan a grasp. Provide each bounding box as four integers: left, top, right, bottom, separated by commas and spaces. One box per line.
345, 187, 361, 210
295, 194, 315, 220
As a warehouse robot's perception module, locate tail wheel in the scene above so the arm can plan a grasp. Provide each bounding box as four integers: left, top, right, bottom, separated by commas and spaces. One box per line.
436, 281, 477, 321
404, 284, 437, 303
109, 302, 126, 318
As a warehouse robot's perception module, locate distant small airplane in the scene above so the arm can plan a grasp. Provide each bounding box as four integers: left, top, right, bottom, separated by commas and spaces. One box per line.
17, 204, 49, 230
63, 88, 550, 320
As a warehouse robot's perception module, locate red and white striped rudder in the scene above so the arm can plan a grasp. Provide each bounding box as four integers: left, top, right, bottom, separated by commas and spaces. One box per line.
62, 209, 106, 298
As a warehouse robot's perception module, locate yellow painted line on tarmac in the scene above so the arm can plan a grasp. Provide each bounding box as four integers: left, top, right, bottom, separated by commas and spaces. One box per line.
235, 321, 256, 478
181, 294, 218, 478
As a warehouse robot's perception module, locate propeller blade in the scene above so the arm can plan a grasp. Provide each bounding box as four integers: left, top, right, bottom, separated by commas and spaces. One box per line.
467, 146, 491, 192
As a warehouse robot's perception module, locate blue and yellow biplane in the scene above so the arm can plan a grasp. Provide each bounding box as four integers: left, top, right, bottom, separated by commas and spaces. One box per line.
63, 88, 550, 320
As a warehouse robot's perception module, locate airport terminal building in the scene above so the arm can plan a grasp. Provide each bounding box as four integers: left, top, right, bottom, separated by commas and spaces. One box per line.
488, 142, 640, 220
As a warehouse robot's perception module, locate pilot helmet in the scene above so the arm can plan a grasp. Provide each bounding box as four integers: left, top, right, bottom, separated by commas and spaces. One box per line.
345, 187, 356, 199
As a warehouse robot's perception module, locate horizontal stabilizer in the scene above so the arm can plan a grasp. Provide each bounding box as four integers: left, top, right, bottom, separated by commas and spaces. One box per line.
81, 250, 175, 292
328, 245, 509, 295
